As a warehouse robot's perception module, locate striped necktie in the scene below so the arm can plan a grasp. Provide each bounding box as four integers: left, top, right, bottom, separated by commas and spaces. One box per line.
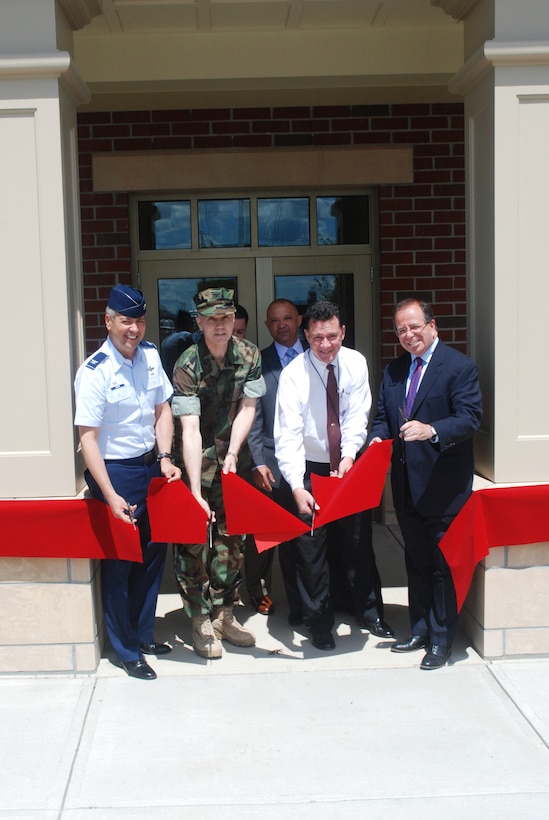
326, 364, 341, 470
283, 347, 297, 367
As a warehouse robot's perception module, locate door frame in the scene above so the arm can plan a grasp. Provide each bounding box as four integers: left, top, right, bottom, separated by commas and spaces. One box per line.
132, 188, 380, 389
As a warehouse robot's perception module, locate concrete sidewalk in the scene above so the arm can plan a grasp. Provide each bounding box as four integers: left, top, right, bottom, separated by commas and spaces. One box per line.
1, 526, 549, 818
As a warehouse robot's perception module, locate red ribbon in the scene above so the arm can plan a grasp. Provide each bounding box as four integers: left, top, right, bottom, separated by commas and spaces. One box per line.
440, 484, 549, 611
0, 498, 141, 560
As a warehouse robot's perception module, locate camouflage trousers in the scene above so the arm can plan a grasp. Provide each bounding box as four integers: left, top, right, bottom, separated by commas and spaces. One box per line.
173, 471, 245, 618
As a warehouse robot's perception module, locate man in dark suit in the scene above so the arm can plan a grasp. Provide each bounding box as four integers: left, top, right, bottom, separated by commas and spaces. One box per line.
245, 299, 303, 621
369, 298, 482, 670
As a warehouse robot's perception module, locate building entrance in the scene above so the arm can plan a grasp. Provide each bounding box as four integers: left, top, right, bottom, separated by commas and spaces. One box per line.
133, 191, 378, 378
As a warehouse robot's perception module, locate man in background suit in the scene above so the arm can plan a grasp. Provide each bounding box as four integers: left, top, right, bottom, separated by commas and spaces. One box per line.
245, 299, 303, 621
161, 309, 198, 379
233, 303, 249, 340
369, 297, 482, 669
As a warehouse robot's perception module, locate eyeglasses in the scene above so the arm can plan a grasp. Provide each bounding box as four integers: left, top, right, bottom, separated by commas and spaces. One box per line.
308, 332, 342, 346
395, 321, 428, 339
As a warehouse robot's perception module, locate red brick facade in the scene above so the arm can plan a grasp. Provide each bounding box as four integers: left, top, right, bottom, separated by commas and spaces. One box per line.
77, 103, 465, 364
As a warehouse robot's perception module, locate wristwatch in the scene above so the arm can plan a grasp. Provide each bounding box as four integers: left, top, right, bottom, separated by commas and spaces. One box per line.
429, 426, 439, 442
156, 452, 172, 462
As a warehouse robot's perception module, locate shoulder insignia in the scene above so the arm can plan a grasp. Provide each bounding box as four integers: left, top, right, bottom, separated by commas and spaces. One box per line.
140, 340, 157, 349
85, 352, 108, 370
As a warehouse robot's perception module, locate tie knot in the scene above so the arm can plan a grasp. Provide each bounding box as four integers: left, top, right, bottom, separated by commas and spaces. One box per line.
414, 357, 423, 370
283, 347, 297, 366
327, 363, 334, 371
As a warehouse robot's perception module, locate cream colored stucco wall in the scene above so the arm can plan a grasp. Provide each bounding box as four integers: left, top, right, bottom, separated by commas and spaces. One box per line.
0, 0, 102, 674
73, 15, 463, 109
454, 0, 549, 484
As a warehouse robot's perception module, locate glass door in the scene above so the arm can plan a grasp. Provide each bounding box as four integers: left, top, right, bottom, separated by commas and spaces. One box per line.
138, 257, 257, 351
257, 255, 374, 366
134, 190, 376, 361
138, 253, 377, 384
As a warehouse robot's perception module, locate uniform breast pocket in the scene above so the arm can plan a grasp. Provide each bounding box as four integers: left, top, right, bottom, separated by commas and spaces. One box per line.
106, 383, 132, 404
147, 372, 164, 391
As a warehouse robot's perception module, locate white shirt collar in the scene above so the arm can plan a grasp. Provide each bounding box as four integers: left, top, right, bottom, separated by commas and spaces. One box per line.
275, 339, 304, 361
411, 336, 439, 368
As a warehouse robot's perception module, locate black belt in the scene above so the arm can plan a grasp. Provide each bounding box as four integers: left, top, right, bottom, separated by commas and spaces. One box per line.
305, 460, 331, 477
105, 448, 156, 466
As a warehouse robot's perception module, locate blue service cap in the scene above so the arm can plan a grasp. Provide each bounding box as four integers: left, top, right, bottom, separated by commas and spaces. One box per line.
107, 284, 147, 318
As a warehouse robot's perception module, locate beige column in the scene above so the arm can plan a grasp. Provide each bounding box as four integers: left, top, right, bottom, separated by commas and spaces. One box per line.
447, 0, 549, 657
0, 0, 104, 672
450, 0, 549, 484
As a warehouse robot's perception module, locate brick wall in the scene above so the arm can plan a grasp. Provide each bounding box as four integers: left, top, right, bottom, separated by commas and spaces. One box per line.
77, 103, 465, 363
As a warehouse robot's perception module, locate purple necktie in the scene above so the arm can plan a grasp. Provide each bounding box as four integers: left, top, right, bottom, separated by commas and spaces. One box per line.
326, 364, 341, 470
405, 357, 423, 419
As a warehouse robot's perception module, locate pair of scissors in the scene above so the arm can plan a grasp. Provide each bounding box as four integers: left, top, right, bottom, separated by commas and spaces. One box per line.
124, 499, 137, 530
208, 512, 214, 550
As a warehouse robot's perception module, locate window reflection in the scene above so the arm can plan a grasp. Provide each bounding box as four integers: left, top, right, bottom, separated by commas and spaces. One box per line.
198, 199, 250, 248
258, 197, 309, 247
137, 193, 369, 251
158, 276, 237, 327
317, 196, 369, 246
274, 273, 355, 348
138, 201, 191, 250
157, 277, 238, 374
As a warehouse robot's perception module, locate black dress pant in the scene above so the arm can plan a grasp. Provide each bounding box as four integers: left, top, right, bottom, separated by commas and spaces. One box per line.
327, 509, 384, 621
396, 469, 458, 649
292, 462, 334, 635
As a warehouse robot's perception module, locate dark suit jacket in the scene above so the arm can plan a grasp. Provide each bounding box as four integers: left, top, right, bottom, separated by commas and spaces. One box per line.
248, 342, 307, 488
370, 340, 482, 517
248, 343, 285, 487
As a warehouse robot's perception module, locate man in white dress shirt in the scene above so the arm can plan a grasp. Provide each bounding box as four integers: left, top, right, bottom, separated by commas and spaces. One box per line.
274, 300, 392, 650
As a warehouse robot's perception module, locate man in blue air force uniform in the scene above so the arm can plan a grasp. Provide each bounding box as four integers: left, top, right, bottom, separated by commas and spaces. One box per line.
74, 285, 181, 680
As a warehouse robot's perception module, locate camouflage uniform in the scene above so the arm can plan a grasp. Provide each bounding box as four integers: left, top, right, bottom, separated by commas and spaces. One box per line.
172, 334, 265, 618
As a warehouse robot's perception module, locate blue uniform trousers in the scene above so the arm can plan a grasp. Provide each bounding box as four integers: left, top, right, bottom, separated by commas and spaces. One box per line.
86, 457, 166, 662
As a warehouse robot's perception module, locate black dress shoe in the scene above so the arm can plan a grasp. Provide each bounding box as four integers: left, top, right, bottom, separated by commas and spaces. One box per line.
420, 645, 451, 670
113, 658, 157, 680
390, 635, 429, 653
140, 642, 172, 655
356, 617, 395, 638
288, 610, 304, 627
311, 631, 336, 651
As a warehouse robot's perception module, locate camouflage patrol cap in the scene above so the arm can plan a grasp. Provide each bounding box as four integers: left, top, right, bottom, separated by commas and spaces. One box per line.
194, 287, 236, 316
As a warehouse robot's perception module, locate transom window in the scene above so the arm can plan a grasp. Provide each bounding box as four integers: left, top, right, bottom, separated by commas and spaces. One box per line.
137, 194, 370, 252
